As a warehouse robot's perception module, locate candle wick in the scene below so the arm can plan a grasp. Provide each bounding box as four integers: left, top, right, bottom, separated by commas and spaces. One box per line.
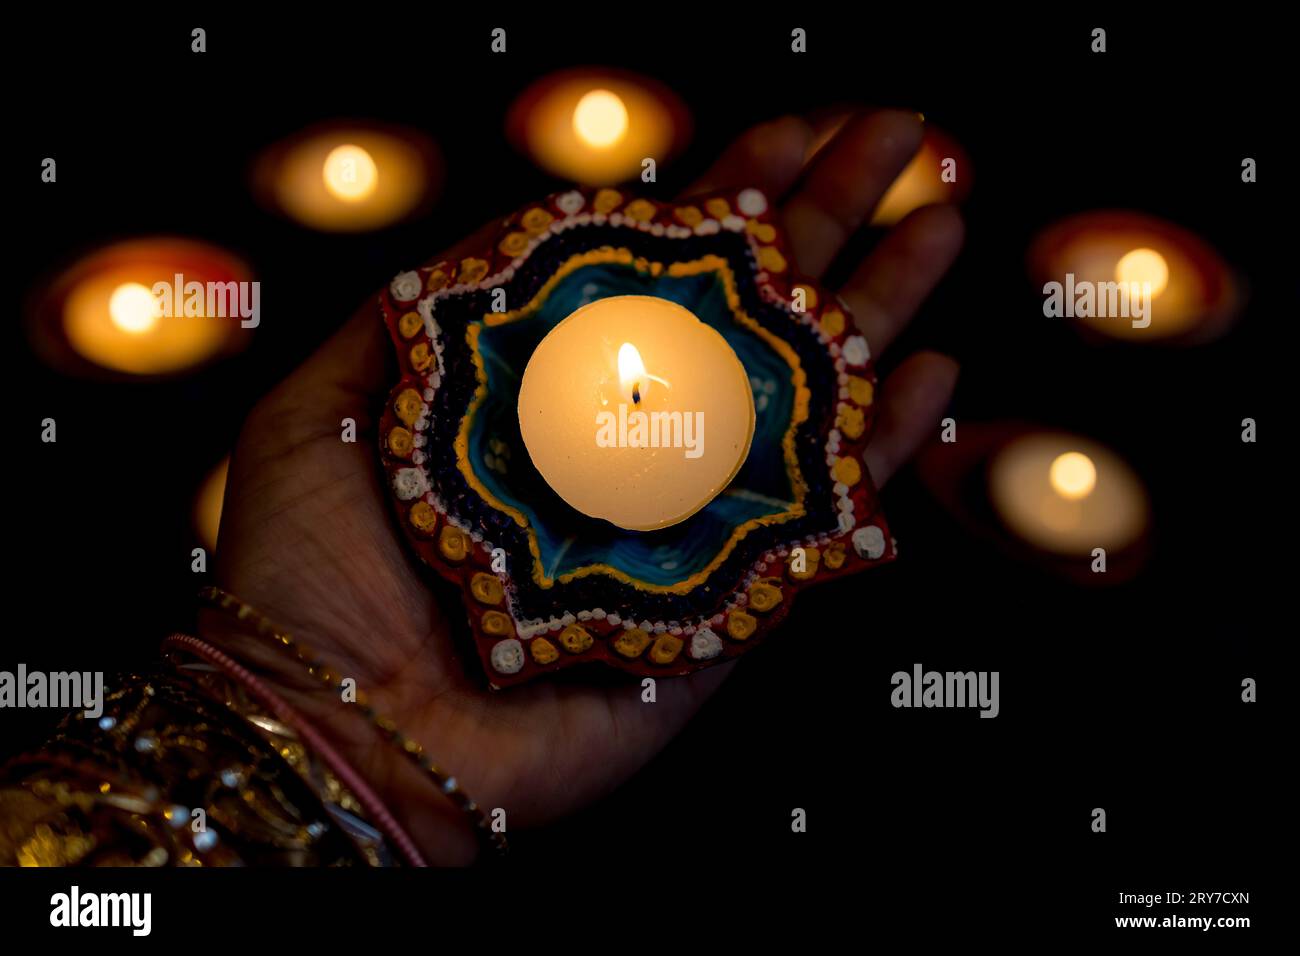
632, 381, 641, 406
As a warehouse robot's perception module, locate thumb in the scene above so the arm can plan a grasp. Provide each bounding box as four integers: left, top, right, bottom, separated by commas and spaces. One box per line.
283, 298, 392, 416
282, 217, 505, 415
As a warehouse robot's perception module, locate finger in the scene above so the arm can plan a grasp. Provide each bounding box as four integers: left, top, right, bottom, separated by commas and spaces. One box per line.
802, 110, 852, 165
863, 351, 959, 486
680, 115, 813, 200
288, 115, 815, 412
840, 204, 964, 356
781, 109, 923, 277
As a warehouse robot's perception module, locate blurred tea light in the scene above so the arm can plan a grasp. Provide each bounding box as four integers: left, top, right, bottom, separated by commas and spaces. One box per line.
805, 113, 971, 225
1048, 451, 1097, 500
988, 433, 1149, 556
108, 282, 162, 333
1115, 247, 1169, 298
322, 144, 379, 202
1028, 210, 1242, 344
253, 123, 440, 231
30, 238, 252, 377
507, 69, 689, 184
572, 89, 629, 147
194, 457, 230, 552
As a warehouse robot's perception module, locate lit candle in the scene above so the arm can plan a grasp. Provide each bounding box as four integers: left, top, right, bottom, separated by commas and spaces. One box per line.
572, 89, 629, 148
987, 432, 1149, 555
517, 295, 754, 531
1028, 210, 1241, 343
30, 238, 252, 377
507, 69, 689, 185
252, 122, 440, 232
322, 143, 379, 202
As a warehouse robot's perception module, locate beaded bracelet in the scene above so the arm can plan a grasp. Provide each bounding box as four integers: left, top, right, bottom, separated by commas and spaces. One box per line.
197, 585, 507, 857
163, 634, 428, 866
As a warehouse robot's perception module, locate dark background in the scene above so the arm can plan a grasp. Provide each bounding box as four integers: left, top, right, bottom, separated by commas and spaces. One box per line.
3, 9, 1283, 935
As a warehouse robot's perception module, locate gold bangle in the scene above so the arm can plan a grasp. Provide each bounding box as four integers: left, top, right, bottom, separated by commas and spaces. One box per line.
198, 585, 507, 857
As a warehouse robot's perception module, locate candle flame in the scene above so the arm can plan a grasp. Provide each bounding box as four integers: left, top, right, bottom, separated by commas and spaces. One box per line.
322, 144, 379, 202
1116, 247, 1169, 299
108, 282, 162, 334
618, 342, 646, 404
1049, 451, 1097, 500
573, 89, 629, 149
617, 341, 671, 405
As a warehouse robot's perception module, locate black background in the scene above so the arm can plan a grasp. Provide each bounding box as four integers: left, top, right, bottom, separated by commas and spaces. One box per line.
2, 9, 1284, 939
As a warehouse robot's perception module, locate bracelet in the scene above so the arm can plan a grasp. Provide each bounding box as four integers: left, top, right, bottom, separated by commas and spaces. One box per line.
1, 664, 402, 866
198, 585, 507, 857
162, 634, 428, 867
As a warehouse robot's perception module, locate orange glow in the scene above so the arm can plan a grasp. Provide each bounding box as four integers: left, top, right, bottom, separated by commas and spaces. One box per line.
573, 90, 629, 148
1049, 452, 1097, 500
108, 282, 162, 334
508, 70, 689, 185
254, 123, 440, 232
194, 457, 230, 551
1116, 247, 1170, 298
37, 239, 252, 377
872, 125, 970, 225
805, 114, 971, 226
322, 143, 379, 201
1028, 211, 1240, 344
989, 433, 1148, 555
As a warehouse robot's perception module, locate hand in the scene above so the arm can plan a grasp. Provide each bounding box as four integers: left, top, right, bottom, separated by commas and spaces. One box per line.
207, 110, 964, 863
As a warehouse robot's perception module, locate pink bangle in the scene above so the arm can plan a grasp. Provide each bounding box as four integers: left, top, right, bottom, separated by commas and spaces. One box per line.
162, 633, 428, 867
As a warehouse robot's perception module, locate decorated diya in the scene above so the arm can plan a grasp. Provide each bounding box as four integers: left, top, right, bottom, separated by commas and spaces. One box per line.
378, 186, 894, 688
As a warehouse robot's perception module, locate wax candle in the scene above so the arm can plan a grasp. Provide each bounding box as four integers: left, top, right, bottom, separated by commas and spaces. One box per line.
30, 238, 252, 377
517, 296, 754, 531
252, 122, 440, 232
1028, 211, 1240, 343
987, 432, 1149, 555
506, 69, 689, 185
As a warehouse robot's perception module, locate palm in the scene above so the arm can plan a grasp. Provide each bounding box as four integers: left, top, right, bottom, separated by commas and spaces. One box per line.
216, 394, 714, 829
210, 111, 964, 856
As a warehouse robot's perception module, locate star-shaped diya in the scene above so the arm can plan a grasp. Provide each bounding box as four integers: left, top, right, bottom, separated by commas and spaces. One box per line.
379, 186, 894, 688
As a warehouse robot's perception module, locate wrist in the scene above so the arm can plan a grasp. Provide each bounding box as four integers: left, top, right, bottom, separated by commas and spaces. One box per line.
194, 606, 483, 865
